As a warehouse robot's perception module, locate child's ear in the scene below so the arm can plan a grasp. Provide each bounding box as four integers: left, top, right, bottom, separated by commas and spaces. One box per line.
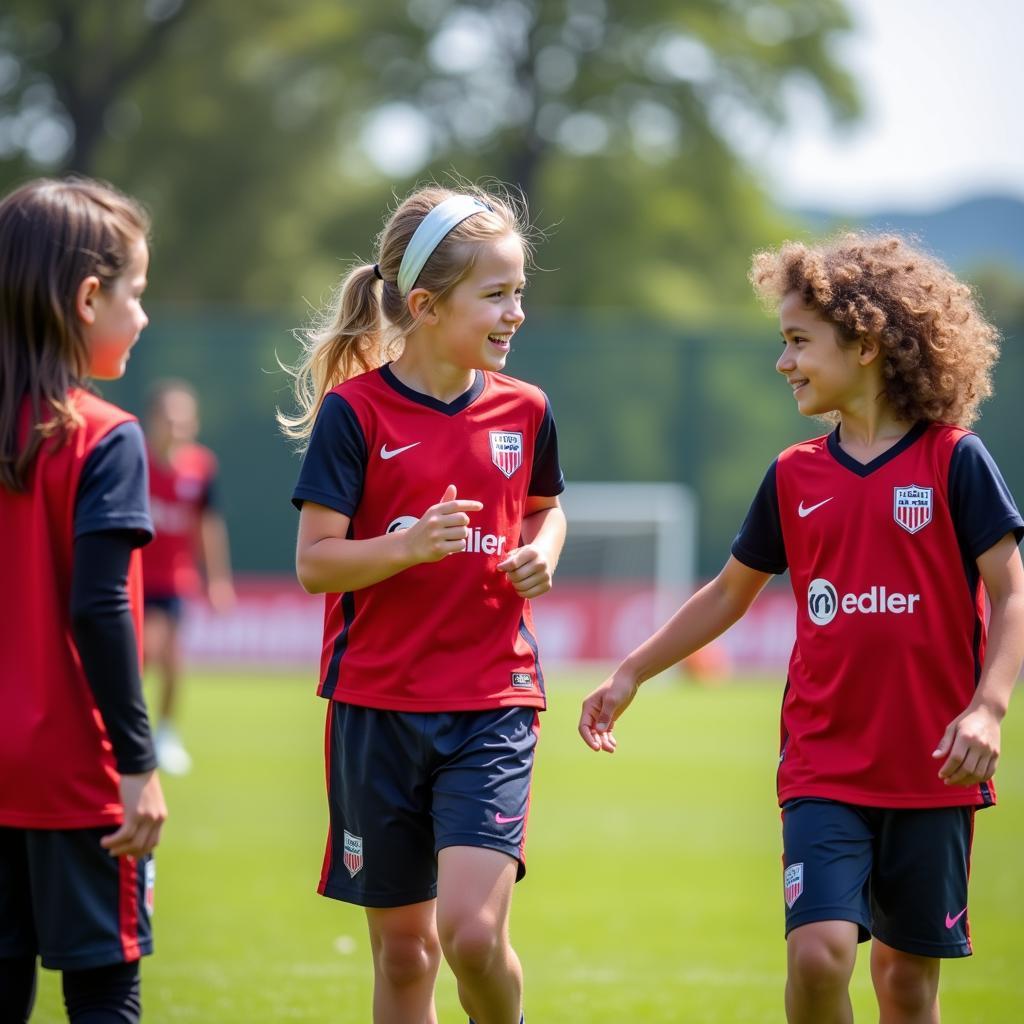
858, 333, 882, 366
406, 287, 439, 325
75, 275, 102, 325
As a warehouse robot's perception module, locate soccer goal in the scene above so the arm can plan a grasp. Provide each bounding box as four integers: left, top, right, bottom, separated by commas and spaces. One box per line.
533, 482, 697, 662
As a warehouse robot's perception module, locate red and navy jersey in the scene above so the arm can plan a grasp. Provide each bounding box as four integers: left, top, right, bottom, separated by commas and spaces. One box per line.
143, 442, 217, 598
292, 365, 564, 712
0, 390, 153, 829
732, 422, 1023, 810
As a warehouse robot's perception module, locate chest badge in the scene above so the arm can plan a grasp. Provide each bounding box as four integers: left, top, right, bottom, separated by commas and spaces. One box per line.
893, 484, 933, 534
489, 430, 523, 478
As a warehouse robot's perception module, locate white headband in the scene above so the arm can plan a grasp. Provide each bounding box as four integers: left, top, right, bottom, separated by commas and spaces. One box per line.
396, 195, 491, 296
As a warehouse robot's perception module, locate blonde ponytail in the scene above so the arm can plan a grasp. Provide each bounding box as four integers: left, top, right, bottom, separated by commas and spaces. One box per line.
277, 263, 402, 443
278, 181, 531, 446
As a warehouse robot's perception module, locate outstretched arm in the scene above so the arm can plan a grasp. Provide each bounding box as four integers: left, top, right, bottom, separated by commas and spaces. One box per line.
933, 532, 1024, 785
295, 484, 484, 594
579, 556, 772, 752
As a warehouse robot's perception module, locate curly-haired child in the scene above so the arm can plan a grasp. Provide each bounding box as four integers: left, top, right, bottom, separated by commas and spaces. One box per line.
579, 233, 1024, 1024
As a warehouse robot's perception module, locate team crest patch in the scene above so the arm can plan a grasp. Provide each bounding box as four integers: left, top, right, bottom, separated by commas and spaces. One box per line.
342, 830, 364, 878
784, 862, 803, 908
489, 431, 523, 478
893, 484, 933, 534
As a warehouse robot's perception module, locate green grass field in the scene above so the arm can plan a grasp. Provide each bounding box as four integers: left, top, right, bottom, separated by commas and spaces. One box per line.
31, 670, 1024, 1022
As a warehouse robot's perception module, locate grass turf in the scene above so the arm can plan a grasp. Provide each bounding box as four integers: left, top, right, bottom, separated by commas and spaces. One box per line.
30, 669, 1024, 1022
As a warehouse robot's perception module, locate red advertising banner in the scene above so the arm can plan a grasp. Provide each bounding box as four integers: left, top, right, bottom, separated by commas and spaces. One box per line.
177, 576, 798, 674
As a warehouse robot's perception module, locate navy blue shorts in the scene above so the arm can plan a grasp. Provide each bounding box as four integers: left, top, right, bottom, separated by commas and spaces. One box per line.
144, 594, 184, 623
319, 703, 540, 908
0, 826, 154, 970
781, 799, 975, 958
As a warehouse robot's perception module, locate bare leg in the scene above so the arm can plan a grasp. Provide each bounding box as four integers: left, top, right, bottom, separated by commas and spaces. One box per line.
153, 615, 182, 724
145, 609, 191, 774
365, 900, 441, 1024
785, 920, 859, 1024
871, 939, 941, 1024
143, 608, 170, 695
436, 846, 521, 1024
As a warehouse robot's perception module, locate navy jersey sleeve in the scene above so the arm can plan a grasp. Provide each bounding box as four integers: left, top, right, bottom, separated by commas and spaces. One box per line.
731, 460, 788, 574
291, 393, 368, 516
528, 395, 565, 497
948, 434, 1024, 560
75, 421, 154, 543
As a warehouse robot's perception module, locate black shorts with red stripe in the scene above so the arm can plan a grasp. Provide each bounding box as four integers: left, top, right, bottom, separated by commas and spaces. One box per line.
0, 826, 154, 970
319, 703, 540, 908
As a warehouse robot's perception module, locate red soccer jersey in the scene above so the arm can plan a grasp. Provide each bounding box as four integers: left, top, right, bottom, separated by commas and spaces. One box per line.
0, 390, 151, 828
292, 365, 564, 712
144, 442, 217, 597
733, 422, 1023, 809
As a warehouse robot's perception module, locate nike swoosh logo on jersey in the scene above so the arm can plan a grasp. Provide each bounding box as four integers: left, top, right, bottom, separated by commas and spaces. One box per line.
945, 907, 968, 929
798, 497, 833, 518
380, 442, 421, 460
495, 812, 525, 825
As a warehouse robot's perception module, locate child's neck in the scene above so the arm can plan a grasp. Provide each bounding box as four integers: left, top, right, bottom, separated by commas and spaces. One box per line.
836, 403, 915, 463
390, 350, 476, 404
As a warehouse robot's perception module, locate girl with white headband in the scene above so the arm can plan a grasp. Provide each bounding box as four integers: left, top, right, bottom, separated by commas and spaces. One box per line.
280, 184, 566, 1024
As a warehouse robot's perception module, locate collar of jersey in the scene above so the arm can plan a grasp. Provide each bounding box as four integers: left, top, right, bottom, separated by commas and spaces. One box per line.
827, 420, 929, 477
379, 363, 485, 416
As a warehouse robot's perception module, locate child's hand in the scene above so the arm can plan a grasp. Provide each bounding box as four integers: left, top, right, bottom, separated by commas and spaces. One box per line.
404, 484, 484, 564
101, 770, 168, 858
497, 545, 554, 598
578, 672, 640, 753
932, 704, 1001, 786
207, 577, 236, 614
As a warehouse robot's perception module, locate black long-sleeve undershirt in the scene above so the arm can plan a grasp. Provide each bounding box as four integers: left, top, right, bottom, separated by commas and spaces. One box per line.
70, 530, 156, 775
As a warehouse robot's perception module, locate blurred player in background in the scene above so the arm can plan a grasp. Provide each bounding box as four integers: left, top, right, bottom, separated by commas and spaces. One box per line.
143, 378, 235, 775
282, 183, 565, 1024
0, 177, 167, 1022
581, 233, 1024, 1024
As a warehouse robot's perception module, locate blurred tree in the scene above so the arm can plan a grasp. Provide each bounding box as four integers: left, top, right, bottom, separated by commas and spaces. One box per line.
0, 0, 196, 175
362, 0, 858, 198
1, 1, 870, 575
0, 1, 384, 304
1, 0, 858, 311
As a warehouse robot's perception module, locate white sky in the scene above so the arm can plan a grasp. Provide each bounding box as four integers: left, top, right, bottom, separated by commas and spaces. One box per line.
756, 0, 1024, 212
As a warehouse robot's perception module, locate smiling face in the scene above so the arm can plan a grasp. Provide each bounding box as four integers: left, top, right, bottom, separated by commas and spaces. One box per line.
776, 290, 869, 418
431, 232, 526, 373
85, 235, 150, 380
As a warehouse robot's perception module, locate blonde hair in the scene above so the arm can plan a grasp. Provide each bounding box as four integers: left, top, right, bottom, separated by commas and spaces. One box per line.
278, 183, 531, 444
750, 233, 1000, 427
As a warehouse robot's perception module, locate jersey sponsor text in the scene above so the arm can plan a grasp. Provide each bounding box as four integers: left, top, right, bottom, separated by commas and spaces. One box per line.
807, 577, 921, 626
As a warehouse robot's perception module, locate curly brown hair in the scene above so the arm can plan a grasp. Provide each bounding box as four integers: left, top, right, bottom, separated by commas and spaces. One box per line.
749, 232, 1000, 427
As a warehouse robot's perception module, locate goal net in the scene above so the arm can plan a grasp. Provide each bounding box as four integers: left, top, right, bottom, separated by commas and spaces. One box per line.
533, 481, 697, 663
